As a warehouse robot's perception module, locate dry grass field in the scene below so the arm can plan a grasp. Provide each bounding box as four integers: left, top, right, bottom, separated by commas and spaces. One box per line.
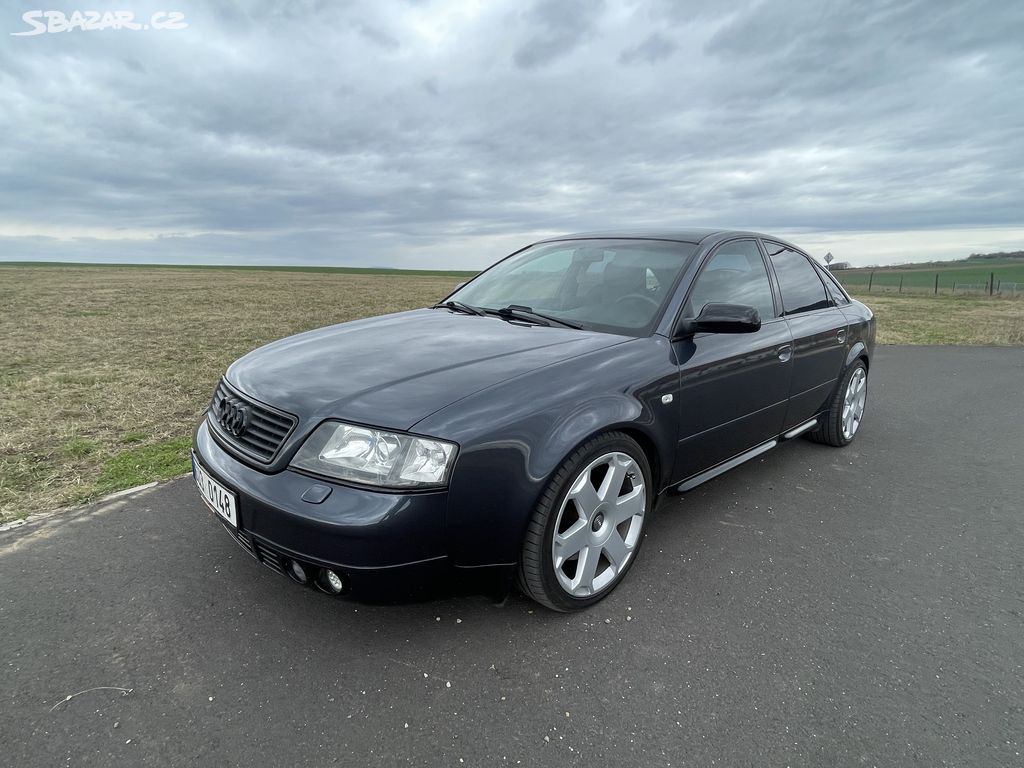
858, 293, 1024, 345
0, 266, 461, 522
2, 265, 1023, 521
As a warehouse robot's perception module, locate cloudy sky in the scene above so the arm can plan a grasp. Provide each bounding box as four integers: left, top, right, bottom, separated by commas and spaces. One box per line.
2, 0, 1021, 269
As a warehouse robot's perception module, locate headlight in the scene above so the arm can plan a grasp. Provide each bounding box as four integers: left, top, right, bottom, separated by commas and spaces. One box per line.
290, 421, 457, 489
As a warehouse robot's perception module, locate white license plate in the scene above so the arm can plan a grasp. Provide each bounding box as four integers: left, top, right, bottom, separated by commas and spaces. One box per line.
192, 453, 238, 528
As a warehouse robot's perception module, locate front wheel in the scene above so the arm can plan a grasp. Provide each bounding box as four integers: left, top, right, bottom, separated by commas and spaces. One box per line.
518, 432, 651, 611
809, 360, 868, 446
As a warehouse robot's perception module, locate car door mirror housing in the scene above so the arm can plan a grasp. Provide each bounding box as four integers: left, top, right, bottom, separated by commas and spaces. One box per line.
674, 303, 762, 338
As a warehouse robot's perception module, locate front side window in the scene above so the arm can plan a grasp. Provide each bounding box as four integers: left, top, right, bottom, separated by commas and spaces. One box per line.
449, 239, 698, 336
764, 242, 830, 314
683, 240, 775, 321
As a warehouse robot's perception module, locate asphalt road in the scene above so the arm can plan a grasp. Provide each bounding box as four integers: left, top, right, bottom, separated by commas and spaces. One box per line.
2, 346, 1022, 767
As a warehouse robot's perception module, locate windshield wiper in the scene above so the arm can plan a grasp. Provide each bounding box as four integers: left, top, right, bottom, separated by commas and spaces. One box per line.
486, 304, 583, 330
431, 300, 486, 316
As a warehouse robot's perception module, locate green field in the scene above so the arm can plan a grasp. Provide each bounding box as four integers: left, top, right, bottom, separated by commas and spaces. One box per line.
833, 258, 1024, 295
2, 264, 1024, 522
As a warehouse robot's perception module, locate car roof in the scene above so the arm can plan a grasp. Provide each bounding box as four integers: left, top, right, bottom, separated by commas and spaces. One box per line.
534, 228, 780, 247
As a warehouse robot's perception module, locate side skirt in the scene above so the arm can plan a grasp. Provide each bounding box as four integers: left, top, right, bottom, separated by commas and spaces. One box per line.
782, 418, 818, 440
674, 439, 778, 493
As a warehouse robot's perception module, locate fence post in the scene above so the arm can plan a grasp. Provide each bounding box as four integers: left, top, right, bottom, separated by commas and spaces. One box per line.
898, 275, 904, 294
997, 280, 1002, 294
934, 273, 939, 295
868, 271, 874, 292
990, 272, 995, 296
952, 282, 956, 295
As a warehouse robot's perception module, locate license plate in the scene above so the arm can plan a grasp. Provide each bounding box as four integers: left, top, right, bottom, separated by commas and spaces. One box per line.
192, 452, 238, 528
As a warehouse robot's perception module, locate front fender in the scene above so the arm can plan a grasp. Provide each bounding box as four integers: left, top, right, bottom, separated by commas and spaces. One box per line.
420, 338, 679, 567
529, 393, 674, 492
529, 395, 641, 478
443, 393, 670, 567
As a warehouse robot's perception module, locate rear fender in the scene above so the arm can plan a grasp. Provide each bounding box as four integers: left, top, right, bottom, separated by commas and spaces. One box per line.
845, 340, 868, 370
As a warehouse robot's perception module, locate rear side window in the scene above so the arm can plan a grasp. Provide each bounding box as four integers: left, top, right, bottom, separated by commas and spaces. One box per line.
764, 243, 830, 314
684, 240, 775, 321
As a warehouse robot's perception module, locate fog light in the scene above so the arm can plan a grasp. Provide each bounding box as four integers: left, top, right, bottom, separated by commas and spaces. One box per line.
317, 568, 346, 595
287, 559, 308, 584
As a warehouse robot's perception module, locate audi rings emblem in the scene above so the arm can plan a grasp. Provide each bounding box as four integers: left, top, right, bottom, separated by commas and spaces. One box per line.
217, 397, 250, 437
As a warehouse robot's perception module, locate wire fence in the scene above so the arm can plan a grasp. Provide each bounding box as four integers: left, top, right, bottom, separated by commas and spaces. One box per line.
832, 270, 1024, 298
947, 282, 1024, 296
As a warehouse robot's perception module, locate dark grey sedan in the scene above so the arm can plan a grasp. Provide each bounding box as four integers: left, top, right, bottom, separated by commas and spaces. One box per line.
192, 229, 874, 611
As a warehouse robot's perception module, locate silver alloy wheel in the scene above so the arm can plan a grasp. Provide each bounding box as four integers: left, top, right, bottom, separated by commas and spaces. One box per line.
550, 451, 646, 598
842, 366, 868, 440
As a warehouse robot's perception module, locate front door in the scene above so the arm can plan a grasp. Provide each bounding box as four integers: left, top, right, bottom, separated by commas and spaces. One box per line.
672, 239, 793, 482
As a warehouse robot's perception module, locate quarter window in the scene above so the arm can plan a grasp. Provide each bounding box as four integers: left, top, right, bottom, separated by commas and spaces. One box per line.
815, 264, 851, 305
684, 240, 775, 321
764, 243, 830, 314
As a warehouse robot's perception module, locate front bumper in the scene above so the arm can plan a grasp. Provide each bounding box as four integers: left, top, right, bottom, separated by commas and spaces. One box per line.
193, 418, 452, 598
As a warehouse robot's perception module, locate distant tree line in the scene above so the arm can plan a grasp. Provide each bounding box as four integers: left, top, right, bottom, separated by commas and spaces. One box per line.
824, 250, 1023, 271
967, 251, 1024, 260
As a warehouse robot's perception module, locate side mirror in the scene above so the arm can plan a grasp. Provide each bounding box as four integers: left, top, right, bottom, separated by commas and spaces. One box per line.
674, 303, 761, 339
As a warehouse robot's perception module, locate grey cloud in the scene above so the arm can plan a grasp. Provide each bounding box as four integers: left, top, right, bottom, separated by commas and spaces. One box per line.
513, 0, 606, 69
0, 0, 1021, 269
357, 22, 400, 50
619, 33, 677, 65
650, 0, 756, 25
421, 78, 439, 96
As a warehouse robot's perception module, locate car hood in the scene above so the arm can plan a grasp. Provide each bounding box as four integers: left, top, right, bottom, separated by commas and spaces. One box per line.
226, 308, 630, 432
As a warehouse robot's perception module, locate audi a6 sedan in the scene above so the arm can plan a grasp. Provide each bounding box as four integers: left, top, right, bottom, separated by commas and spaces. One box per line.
192, 229, 874, 611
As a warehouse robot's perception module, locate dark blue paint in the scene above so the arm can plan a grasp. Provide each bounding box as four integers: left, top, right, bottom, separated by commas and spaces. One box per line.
192, 229, 875, 596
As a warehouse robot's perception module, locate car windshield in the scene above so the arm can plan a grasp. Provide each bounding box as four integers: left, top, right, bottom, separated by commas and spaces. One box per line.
447, 239, 699, 336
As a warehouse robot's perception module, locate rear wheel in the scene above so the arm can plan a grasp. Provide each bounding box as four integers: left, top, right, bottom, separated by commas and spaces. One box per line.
809, 360, 868, 446
518, 432, 651, 611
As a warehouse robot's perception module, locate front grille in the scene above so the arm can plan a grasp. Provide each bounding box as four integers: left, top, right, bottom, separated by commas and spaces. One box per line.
208, 379, 297, 464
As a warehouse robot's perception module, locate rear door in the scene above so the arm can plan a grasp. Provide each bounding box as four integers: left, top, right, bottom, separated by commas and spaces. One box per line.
671, 239, 793, 482
761, 241, 849, 429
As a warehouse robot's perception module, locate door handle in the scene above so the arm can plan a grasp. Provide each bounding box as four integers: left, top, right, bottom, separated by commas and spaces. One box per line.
836, 329, 847, 344
777, 344, 792, 362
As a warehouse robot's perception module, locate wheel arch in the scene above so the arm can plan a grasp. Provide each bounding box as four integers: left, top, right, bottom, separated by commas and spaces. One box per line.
516, 423, 657, 611
488, 399, 669, 567
444, 395, 673, 569
611, 425, 662, 492
528, 395, 670, 499
845, 340, 870, 372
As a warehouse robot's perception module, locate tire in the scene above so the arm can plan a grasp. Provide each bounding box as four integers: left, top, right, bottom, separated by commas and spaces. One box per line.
517, 431, 652, 611
808, 360, 868, 447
